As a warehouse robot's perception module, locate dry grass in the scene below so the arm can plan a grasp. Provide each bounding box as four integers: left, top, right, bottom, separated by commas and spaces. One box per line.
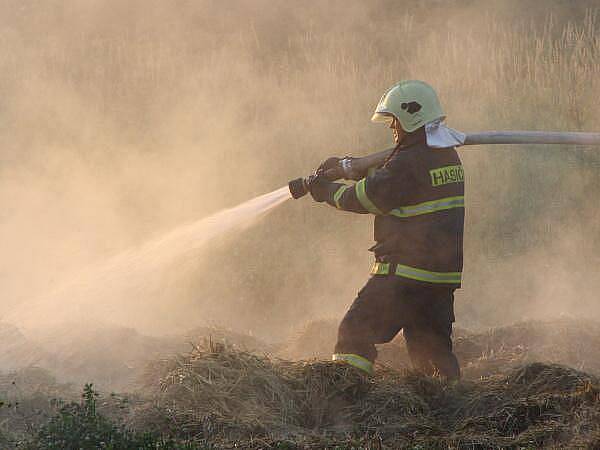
3, 318, 600, 447
136, 339, 369, 442
128, 340, 600, 448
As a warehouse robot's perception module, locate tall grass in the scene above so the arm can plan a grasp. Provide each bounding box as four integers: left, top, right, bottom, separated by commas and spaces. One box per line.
1, 1, 599, 334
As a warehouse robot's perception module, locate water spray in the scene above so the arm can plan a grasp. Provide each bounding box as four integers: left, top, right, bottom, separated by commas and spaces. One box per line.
288, 130, 600, 199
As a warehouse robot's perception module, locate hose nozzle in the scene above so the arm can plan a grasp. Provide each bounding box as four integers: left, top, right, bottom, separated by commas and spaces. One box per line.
288, 157, 355, 199
288, 177, 309, 199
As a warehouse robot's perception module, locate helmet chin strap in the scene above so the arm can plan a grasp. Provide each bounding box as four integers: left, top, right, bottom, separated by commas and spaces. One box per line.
390, 118, 405, 144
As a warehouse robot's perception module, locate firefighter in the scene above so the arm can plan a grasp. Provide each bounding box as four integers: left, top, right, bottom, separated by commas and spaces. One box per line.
308, 80, 463, 380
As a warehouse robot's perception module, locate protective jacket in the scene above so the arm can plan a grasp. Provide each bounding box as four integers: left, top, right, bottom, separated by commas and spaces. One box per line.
313, 129, 464, 287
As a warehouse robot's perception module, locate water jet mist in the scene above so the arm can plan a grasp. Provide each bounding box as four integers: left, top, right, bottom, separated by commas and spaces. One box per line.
8, 187, 291, 333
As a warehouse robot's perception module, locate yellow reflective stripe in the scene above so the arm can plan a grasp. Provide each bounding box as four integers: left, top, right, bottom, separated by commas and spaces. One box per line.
389, 196, 464, 218
355, 178, 383, 215
395, 264, 462, 284
370, 262, 461, 284
333, 185, 350, 209
332, 353, 373, 375
370, 262, 390, 275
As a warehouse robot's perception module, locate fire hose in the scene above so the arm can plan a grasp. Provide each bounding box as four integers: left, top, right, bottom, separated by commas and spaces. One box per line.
288, 130, 600, 199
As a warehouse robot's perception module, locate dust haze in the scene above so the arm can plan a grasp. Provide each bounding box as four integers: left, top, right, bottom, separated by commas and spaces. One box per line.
1, 0, 600, 346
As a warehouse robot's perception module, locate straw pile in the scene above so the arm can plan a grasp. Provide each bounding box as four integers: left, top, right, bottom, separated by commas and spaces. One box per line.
134, 339, 369, 445
4, 318, 600, 447
131, 340, 600, 448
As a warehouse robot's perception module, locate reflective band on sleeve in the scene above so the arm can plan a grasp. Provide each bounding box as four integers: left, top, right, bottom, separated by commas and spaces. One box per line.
355, 178, 383, 215
332, 353, 374, 375
389, 196, 464, 218
333, 185, 351, 209
370, 262, 461, 284
370, 262, 390, 275
394, 264, 462, 284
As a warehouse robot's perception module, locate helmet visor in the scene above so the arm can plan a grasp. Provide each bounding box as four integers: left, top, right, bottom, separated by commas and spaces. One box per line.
371, 111, 395, 123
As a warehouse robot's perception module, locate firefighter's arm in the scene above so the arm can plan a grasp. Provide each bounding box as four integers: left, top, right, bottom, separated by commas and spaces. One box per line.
309, 166, 400, 214
308, 176, 369, 213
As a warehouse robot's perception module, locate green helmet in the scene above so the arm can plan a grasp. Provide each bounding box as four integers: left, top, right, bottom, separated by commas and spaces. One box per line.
371, 80, 445, 132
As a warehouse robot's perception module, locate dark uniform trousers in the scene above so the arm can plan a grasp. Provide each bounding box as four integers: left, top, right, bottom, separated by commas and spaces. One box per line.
335, 274, 460, 379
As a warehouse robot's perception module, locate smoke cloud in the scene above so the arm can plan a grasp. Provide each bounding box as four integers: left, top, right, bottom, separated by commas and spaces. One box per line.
1, 0, 599, 342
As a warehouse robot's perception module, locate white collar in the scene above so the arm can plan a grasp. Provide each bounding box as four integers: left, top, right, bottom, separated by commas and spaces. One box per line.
425, 119, 466, 148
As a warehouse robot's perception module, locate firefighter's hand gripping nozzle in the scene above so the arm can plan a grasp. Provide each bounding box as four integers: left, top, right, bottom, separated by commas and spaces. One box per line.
288, 156, 366, 199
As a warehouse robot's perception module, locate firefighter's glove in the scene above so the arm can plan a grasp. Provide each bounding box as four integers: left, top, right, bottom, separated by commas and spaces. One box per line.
307, 174, 332, 203
317, 157, 341, 178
